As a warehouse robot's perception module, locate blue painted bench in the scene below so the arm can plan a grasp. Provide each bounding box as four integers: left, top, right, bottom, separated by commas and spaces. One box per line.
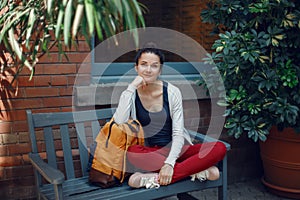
27, 108, 230, 200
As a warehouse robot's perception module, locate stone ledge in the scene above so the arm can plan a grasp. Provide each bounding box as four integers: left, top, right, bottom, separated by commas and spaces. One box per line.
74, 80, 209, 106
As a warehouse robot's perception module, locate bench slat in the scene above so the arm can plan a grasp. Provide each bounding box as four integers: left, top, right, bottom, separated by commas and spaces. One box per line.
44, 127, 57, 169
75, 122, 89, 176
91, 120, 100, 141
60, 124, 75, 179
31, 108, 115, 128
39, 175, 223, 200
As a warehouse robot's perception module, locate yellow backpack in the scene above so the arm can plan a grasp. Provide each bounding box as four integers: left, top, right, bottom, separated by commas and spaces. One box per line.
88, 119, 144, 188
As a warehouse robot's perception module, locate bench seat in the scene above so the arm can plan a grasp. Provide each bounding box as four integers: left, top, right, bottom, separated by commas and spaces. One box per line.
27, 108, 230, 200
37, 174, 224, 200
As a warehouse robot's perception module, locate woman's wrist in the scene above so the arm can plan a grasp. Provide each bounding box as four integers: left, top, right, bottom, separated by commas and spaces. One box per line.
163, 162, 174, 169
127, 84, 137, 93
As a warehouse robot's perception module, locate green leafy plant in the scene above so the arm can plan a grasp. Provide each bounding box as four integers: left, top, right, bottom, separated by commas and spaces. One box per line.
200, 0, 300, 142
0, 0, 145, 80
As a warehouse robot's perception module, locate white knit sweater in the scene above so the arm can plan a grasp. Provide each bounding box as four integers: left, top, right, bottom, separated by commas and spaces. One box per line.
113, 81, 193, 167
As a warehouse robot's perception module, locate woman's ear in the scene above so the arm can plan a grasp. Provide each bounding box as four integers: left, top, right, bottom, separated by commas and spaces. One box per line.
135, 65, 138, 72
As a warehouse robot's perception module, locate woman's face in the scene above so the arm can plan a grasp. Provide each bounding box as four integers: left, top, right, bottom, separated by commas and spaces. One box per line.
135, 52, 161, 84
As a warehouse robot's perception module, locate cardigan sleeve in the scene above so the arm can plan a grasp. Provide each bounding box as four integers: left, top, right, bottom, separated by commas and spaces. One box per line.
113, 84, 136, 124
164, 84, 186, 167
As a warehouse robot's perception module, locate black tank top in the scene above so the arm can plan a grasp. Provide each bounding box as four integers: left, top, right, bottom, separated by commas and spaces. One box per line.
135, 81, 172, 147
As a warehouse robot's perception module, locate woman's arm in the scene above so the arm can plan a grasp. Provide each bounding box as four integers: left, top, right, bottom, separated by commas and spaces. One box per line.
113, 84, 136, 124
164, 85, 186, 167
113, 76, 146, 124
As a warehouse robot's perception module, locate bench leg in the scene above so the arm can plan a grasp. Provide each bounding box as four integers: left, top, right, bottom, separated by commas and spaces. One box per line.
177, 192, 198, 200
33, 169, 42, 200
54, 184, 63, 200
218, 154, 228, 200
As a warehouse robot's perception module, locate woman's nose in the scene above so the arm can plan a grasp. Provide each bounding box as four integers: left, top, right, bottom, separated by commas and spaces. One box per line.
146, 65, 151, 72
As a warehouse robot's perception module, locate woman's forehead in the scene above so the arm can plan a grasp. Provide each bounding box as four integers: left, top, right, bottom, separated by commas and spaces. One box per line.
139, 52, 160, 63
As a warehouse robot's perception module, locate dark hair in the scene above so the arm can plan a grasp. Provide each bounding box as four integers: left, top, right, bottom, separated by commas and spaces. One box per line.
134, 42, 165, 65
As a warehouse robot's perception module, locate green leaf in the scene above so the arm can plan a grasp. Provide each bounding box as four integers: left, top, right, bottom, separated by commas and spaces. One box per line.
0, 8, 31, 43
84, 0, 95, 36
64, 0, 73, 47
94, 13, 103, 42
25, 8, 36, 48
55, 5, 65, 39
8, 28, 32, 70
72, 3, 84, 38
47, 0, 54, 14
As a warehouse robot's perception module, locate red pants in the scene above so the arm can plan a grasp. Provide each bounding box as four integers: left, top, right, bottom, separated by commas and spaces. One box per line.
127, 141, 227, 183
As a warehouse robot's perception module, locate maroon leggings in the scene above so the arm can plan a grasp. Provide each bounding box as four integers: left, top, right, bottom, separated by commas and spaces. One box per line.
127, 141, 227, 183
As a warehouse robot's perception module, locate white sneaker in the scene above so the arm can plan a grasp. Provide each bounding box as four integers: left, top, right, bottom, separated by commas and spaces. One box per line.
128, 172, 160, 189
190, 166, 220, 182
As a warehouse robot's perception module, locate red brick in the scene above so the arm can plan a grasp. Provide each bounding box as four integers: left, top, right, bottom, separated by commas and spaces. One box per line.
59, 87, 73, 96
21, 153, 30, 163
0, 145, 8, 156
11, 98, 43, 109
51, 76, 68, 86
43, 97, 72, 108
34, 64, 44, 75
7, 143, 31, 155
18, 67, 32, 76
11, 109, 27, 121
0, 122, 12, 134
60, 107, 73, 112
0, 155, 23, 167
33, 75, 52, 86
33, 107, 61, 114
61, 64, 79, 74
14, 87, 26, 98
42, 64, 78, 75
12, 120, 28, 132
25, 87, 59, 98
67, 75, 76, 86
4, 165, 33, 178
38, 52, 89, 63
17, 76, 35, 87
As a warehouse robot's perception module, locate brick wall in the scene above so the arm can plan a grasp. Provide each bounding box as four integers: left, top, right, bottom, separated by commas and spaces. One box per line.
0, 1, 262, 199
0, 36, 90, 198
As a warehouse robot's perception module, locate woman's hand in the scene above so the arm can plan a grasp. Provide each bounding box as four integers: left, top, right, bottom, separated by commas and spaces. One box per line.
159, 164, 174, 185
131, 76, 147, 89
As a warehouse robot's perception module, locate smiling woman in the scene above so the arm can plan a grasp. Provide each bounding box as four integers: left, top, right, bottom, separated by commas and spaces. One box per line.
112, 44, 227, 189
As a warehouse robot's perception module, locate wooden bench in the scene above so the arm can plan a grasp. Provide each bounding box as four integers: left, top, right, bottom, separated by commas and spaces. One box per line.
27, 108, 231, 200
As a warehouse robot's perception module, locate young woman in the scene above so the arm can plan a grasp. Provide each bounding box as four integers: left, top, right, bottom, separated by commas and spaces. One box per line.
113, 45, 226, 189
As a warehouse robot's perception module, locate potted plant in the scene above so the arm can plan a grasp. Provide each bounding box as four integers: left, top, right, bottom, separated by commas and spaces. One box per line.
200, 0, 300, 198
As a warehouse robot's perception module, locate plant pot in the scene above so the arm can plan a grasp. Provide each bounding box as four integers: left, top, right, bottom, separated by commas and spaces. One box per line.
259, 126, 300, 199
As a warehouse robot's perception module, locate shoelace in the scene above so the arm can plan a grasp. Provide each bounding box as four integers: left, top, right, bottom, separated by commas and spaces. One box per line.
190, 170, 208, 182
141, 177, 160, 189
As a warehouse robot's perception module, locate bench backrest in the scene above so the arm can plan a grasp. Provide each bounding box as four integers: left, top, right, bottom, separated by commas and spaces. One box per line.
27, 108, 116, 180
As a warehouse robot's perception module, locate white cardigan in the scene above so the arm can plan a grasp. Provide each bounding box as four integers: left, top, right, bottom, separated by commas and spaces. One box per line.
113, 82, 193, 167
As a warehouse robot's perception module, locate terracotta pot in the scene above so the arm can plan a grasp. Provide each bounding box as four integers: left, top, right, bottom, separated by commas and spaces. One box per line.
259, 126, 300, 199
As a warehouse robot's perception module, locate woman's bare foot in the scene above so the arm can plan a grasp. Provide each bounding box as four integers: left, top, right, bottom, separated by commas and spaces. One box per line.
206, 166, 220, 181
190, 166, 220, 182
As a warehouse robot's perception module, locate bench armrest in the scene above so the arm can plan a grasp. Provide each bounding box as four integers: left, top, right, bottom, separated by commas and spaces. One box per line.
188, 130, 231, 150
29, 153, 65, 185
